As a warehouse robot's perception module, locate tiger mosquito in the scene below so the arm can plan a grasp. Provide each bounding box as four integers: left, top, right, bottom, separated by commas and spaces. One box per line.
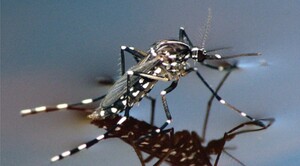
20, 26, 263, 162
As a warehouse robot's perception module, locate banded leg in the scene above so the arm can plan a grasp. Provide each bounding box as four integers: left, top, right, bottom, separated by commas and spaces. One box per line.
49, 70, 137, 162
155, 80, 178, 133
179, 27, 194, 46
202, 65, 234, 141
186, 67, 265, 127
51, 113, 128, 162
120, 46, 148, 75
20, 95, 106, 116
145, 95, 156, 125
51, 70, 145, 162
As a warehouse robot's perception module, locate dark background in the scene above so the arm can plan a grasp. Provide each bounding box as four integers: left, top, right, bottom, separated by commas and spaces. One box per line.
2, 1, 300, 165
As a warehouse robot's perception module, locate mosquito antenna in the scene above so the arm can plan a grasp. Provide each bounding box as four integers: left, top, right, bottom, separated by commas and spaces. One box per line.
201, 8, 212, 49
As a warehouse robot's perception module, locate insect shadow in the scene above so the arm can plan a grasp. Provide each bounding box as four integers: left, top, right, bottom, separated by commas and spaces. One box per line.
91, 114, 273, 166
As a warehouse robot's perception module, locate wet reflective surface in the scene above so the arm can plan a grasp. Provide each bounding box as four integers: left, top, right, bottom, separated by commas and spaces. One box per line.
2, 1, 300, 166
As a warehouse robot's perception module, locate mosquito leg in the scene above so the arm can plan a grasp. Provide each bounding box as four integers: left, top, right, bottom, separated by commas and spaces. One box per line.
145, 95, 156, 125
154, 81, 178, 133
50, 114, 128, 162
98, 46, 148, 85
202, 67, 233, 141
120, 46, 148, 75
65, 106, 95, 114
179, 27, 194, 46
141, 81, 178, 137
126, 68, 159, 123
118, 47, 157, 124
50, 93, 142, 163
126, 69, 168, 123
186, 67, 265, 127
20, 95, 106, 116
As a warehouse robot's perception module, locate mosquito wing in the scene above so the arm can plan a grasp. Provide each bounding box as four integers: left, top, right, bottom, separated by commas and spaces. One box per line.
101, 57, 160, 108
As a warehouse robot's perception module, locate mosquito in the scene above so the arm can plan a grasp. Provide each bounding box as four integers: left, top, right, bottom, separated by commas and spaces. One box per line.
20, 12, 264, 163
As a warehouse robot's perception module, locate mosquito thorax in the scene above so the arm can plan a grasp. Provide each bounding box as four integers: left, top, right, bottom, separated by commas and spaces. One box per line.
151, 40, 191, 60
150, 40, 192, 78
191, 47, 206, 62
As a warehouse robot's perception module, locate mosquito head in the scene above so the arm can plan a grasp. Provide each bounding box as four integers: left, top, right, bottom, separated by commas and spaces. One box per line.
191, 47, 210, 62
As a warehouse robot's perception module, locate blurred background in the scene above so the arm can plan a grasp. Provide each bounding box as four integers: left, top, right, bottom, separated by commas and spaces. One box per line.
2, 1, 300, 165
